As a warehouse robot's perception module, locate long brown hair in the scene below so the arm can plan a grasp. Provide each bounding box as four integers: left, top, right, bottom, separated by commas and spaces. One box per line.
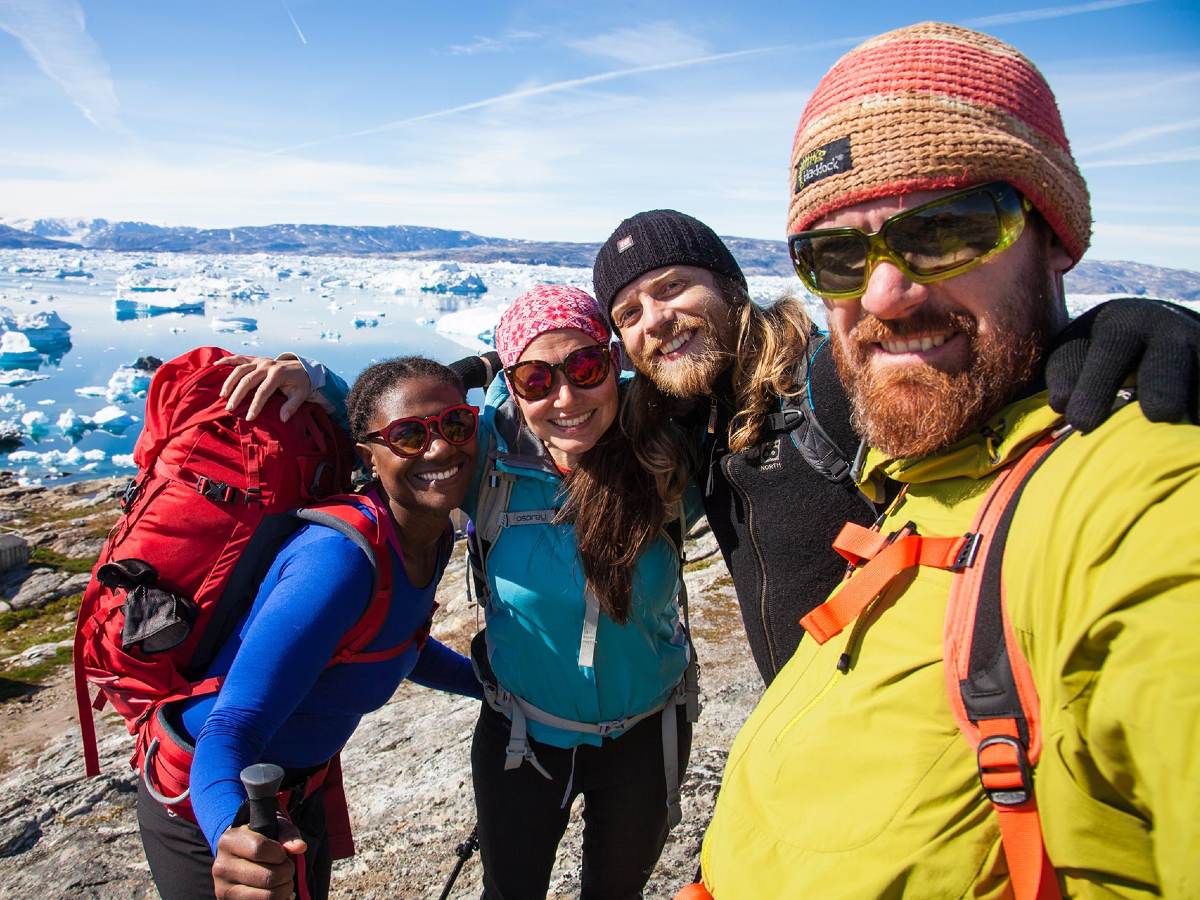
718, 273, 816, 453
554, 369, 693, 624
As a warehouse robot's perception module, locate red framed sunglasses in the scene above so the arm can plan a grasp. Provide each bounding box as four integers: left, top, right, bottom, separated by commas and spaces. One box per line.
504, 344, 613, 402
363, 403, 479, 458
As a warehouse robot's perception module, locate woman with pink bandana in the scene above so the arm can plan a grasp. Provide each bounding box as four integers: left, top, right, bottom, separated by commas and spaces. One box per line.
464, 283, 698, 899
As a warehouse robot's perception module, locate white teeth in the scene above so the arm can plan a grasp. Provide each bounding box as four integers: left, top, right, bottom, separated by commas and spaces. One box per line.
553, 411, 593, 428
881, 334, 949, 354
415, 465, 462, 482
660, 331, 694, 355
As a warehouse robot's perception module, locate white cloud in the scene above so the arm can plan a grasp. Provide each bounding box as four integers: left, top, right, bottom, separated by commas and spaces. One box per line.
449, 29, 541, 55
1084, 146, 1200, 168
256, 43, 782, 158
1079, 118, 1200, 155
0, 0, 121, 130
963, 0, 1154, 28
569, 22, 710, 66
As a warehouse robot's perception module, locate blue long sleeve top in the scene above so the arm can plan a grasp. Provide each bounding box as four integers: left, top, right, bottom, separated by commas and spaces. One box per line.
179, 508, 481, 852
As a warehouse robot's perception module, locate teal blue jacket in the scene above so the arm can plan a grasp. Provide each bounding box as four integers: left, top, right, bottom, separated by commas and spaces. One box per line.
467, 375, 696, 749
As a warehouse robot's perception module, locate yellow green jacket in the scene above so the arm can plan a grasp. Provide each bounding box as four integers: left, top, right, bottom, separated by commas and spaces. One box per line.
700, 393, 1200, 898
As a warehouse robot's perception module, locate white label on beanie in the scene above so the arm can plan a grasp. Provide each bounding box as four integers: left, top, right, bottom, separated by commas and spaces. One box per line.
617, 235, 635, 253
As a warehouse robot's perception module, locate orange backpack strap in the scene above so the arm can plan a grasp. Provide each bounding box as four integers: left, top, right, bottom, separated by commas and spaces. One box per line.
943, 428, 1072, 900
801, 522, 974, 644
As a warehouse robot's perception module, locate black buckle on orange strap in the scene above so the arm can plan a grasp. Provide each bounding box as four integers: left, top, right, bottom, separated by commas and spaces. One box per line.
977, 734, 1033, 806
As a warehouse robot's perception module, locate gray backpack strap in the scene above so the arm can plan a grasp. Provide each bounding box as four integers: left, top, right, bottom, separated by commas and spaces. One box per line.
475, 450, 516, 546
579, 588, 600, 668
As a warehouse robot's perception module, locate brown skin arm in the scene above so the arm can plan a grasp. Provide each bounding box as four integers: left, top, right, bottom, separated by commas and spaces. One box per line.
214, 355, 313, 423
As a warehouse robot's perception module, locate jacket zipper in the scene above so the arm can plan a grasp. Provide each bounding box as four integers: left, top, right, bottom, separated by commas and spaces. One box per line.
723, 453, 780, 674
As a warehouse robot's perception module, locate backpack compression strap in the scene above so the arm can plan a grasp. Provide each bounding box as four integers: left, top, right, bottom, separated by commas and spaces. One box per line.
943, 429, 1071, 900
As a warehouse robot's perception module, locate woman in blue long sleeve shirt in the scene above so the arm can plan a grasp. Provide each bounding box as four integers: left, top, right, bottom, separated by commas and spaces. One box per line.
136, 356, 482, 900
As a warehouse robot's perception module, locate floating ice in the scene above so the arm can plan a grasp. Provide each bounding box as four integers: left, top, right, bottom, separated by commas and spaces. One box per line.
352, 312, 382, 328
0, 392, 24, 414
91, 404, 138, 435
54, 267, 93, 280
104, 361, 157, 403
320, 330, 342, 342
20, 410, 48, 441
0, 332, 42, 369
75, 385, 106, 398
0, 369, 49, 386
436, 305, 503, 352
416, 317, 435, 328
113, 296, 205, 321
420, 262, 487, 296
5, 308, 72, 353
7, 446, 107, 467
211, 316, 258, 333
57, 408, 95, 442
112, 453, 136, 469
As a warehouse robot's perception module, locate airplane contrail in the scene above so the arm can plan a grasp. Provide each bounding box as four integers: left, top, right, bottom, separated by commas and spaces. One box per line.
281, 0, 307, 45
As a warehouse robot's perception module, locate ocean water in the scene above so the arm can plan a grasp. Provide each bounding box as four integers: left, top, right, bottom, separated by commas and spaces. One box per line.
0, 249, 624, 484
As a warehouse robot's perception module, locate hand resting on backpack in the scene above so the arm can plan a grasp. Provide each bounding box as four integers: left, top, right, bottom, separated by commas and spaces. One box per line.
212, 816, 306, 900
215, 354, 315, 423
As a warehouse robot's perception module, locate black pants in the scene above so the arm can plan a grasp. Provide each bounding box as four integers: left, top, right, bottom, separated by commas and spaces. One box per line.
471, 699, 692, 900
136, 776, 332, 900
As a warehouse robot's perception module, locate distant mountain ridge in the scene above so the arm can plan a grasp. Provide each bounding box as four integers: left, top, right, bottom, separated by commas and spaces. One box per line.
3, 217, 1198, 300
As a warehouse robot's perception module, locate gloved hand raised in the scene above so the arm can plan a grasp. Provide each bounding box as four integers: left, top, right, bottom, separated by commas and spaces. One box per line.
1045, 297, 1200, 432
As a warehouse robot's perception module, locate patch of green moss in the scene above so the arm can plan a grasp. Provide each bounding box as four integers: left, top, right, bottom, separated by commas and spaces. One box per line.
0, 646, 73, 702
29, 547, 97, 574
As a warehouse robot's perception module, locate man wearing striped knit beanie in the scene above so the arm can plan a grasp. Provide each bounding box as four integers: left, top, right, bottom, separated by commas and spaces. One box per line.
685, 22, 1200, 900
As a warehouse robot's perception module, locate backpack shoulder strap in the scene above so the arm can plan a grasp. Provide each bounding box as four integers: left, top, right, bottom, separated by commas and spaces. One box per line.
764, 340, 853, 484
943, 427, 1073, 900
291, 494, 397, 663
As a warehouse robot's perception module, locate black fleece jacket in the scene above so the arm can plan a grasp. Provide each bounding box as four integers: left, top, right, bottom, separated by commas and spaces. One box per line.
691, 340, 877, 684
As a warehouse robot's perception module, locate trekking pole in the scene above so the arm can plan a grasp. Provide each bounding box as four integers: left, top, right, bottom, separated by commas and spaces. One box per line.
240, 762, 285, 841
437, 825, 479, 900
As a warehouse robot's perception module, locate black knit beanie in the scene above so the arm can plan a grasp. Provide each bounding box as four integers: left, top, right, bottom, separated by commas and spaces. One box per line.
592, 210, 747, 325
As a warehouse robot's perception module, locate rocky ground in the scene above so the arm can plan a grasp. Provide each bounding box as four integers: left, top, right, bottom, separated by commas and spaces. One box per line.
0, 476, 761, 899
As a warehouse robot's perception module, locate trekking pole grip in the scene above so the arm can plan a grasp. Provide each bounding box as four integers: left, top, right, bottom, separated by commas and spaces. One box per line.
240, 762, 285, 841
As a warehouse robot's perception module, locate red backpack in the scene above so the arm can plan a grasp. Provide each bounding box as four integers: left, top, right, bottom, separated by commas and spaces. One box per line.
72, 347, 432, 808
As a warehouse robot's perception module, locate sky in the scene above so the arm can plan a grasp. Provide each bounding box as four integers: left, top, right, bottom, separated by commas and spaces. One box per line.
0, 0, 1198, 270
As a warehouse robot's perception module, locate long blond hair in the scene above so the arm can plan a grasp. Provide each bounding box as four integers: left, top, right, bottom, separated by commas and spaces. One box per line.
717, 273, 816, 453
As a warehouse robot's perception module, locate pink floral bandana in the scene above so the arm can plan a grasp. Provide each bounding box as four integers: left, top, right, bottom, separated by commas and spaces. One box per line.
495, 284, 611, 368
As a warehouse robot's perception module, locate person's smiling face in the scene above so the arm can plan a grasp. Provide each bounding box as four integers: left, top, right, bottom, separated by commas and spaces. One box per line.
609, 265, 736, 398
356, 376, 477, 517
818, 187, 1072, 458
513, 327, 618, 470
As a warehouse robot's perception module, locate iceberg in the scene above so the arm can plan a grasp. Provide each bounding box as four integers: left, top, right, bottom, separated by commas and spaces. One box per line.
103, 359, 158, 403
112, 452, 136, 469
352, 312, 382, 328
420, 262, 487, 296
113, 296, 205, 321
0, 393, 25, 414
320, 330, 342, 342
0, 332, 42, 369
436, 305, 504, 353
91, 404, 138, 435
57, 408, 95, 442
0, 369, 49, 386
54, 267, 93, 280
20, 410, 48, 441
211, 316, 258, 333
5, 309, 72, 353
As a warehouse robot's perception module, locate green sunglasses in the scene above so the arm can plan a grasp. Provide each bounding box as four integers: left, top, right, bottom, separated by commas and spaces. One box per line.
788, 181, 1033, 301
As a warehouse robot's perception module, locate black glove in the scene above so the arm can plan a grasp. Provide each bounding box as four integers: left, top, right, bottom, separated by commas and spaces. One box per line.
449, 351, 502, 390
1045, 297, 1200, 432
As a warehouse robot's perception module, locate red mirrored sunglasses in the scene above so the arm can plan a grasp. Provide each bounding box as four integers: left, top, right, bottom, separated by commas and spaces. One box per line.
504, 344, 613, 402
363, 403, 479, 458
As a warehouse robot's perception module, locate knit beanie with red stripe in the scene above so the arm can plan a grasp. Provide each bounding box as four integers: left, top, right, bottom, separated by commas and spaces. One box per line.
788, 22, 1091, 264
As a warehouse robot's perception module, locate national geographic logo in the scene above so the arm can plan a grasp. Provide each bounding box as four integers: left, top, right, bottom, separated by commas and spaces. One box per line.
794, 137, 852, 193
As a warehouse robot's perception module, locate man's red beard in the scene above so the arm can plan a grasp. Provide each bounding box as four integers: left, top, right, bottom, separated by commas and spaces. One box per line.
628, 311, 733, 399
830, 272, 1053, 459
